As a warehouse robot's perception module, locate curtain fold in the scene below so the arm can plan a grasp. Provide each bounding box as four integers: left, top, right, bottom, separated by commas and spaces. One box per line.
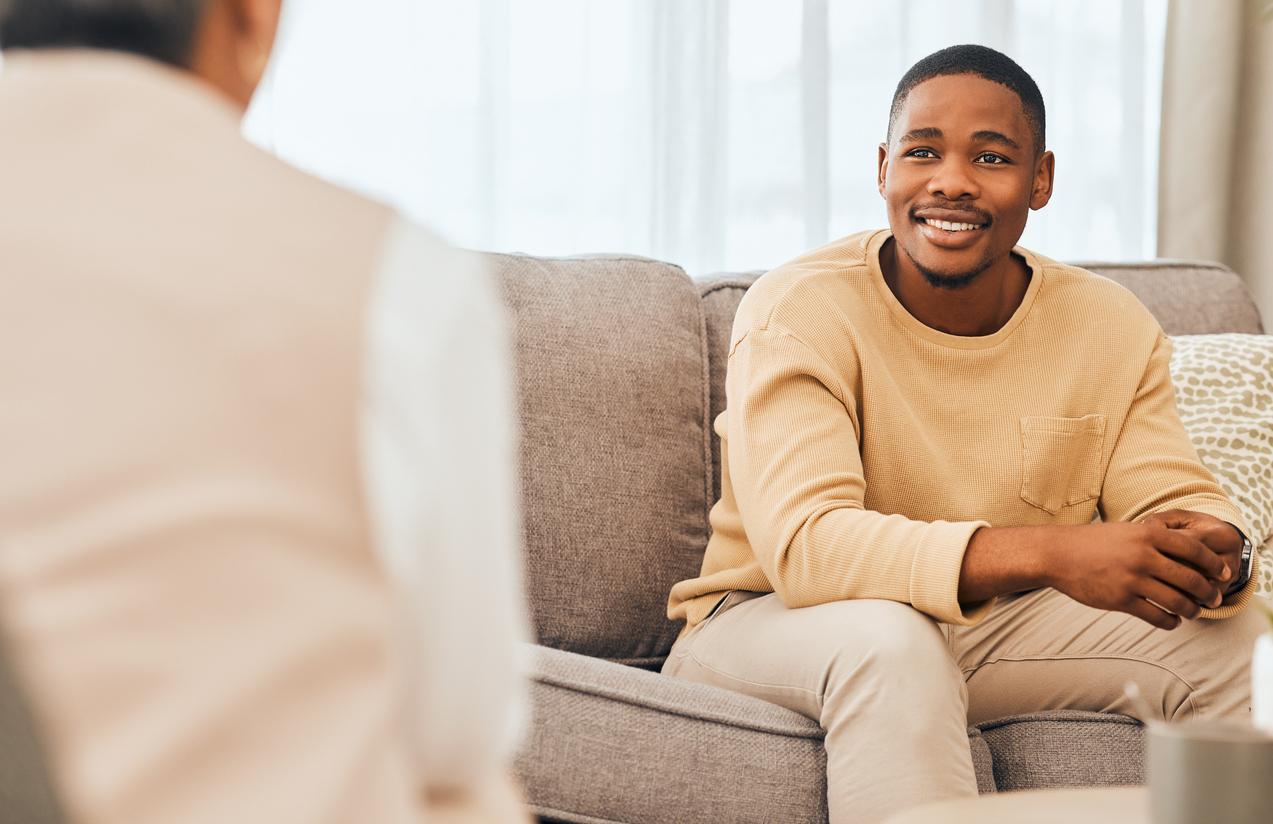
1159, 0, 1273, 324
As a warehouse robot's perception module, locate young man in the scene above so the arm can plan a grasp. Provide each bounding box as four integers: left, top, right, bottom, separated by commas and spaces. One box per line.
662, 44, 1262, 824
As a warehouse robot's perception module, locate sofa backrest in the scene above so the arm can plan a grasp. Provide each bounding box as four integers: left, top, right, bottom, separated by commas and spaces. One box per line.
495, 253, 712, 667
499, 252, 1263, 666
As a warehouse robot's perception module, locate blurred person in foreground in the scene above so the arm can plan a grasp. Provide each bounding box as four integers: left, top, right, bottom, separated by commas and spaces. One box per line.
0, 1, 530, 822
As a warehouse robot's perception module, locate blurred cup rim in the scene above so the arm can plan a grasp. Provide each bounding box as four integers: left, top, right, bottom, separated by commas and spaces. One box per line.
1149, 720, 1273, 743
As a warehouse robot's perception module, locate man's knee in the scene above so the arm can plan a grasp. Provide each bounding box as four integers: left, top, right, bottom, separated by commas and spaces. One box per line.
828, 600, 957, 687
817, 600, 966, 739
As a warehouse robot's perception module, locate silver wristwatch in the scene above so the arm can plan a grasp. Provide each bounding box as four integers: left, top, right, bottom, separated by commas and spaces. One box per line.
1225, 524, 1254, 595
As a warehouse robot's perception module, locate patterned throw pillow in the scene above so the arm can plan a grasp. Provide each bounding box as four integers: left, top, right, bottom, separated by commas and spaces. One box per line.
1169, 334, 1273, 597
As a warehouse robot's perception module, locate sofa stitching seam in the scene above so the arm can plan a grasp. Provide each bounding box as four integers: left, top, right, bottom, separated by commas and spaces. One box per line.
528, 804, 626, 824
488, 251, 690, 270
1071, 260, 1230, 272
604, 657, 666, 668
532, 671, 825, 739
975, 710, 1143, 731
699, 280, 756, 299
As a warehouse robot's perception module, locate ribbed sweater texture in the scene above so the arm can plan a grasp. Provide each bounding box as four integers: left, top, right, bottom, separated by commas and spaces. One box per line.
668, 229, 1255, 630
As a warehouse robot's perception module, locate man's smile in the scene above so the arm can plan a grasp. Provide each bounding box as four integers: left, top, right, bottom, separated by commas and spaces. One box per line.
913, 209, 990, 249
918, 218, 981, 231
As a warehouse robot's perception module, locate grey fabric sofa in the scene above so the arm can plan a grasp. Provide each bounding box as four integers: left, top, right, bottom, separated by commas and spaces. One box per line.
495, 253, 1265, 824
0, 256, 1260, 824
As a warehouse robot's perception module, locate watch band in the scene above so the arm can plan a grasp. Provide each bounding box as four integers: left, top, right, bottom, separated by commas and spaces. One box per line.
1225, 524, 1254, 595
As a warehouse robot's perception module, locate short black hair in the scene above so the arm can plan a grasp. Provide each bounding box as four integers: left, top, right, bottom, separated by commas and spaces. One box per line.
888, 44, 1046, 154
0, 0, 207, 67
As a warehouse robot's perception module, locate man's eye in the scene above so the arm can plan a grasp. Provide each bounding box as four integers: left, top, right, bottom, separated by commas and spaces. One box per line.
906, 148, 936, 159
975, 152, 1007, 164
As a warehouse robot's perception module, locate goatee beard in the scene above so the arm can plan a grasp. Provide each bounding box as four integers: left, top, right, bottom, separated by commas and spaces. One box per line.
906, 247, 992, 291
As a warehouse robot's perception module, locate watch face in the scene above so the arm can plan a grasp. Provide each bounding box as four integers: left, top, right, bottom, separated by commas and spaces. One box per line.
1234, 538, 1255, 591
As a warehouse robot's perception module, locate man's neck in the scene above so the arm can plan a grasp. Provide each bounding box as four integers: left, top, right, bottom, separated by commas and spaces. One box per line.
879, 238, 1031, 337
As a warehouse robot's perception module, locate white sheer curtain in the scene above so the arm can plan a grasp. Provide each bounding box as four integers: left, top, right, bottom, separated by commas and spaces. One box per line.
245, 0, 1168, 277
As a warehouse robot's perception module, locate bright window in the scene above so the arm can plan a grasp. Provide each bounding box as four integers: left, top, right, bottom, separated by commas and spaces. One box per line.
246, 0, 1169, 276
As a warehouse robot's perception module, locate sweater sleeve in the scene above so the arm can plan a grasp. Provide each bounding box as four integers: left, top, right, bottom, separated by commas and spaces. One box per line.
725, 325, 993, 625
1097, 331, 1256, 618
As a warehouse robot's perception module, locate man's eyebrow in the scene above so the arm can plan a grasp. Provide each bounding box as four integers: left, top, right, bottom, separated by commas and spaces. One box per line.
899, 127, 942, 142
897, 127, 1023, 151
971, 130, 1021, 150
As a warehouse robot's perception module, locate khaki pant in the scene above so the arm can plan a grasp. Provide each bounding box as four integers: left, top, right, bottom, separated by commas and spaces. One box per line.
661, 588, 1265, 824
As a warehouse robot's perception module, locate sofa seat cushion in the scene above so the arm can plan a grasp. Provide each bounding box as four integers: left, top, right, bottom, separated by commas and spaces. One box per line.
976, 711, 1143, 791
518, 646, 999, 824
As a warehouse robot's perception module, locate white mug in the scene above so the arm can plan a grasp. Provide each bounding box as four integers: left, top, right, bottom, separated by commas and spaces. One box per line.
1147, 720, 1273, 824
1254, 631, 1273, 733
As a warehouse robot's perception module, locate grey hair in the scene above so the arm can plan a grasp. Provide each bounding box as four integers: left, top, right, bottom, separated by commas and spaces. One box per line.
0, 0, 209, 67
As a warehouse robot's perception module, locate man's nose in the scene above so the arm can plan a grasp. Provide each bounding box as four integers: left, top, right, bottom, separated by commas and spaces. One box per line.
926, 158, 980, 200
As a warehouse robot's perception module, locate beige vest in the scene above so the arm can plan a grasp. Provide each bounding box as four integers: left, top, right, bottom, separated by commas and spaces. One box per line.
0, 51, 421, 823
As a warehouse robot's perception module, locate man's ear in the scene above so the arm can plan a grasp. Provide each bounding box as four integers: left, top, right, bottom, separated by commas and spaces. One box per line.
1029, 149, 1055, 210
229, 0, 283, 85
877, 143, 889, 198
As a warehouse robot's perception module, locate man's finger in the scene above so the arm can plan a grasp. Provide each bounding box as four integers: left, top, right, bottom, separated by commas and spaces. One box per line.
1148, 553, 1222, 608
1139, 578, 1205, 619
1127, 597, 1181, 631
1144, 508, 1196, 529
1193, 522, 1243, 554
1154, 511, 1242, 554
1167, 526, 1243, 576
1149, 525, 1229, 581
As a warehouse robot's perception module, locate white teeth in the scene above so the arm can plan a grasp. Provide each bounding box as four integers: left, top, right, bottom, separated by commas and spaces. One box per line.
923, 218, 980, 232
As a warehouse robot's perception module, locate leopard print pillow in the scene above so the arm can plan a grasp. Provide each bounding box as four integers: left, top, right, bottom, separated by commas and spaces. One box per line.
1169, 334, 1273, 596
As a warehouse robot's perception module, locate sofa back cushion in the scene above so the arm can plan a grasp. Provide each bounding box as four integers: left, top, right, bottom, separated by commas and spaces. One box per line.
495, 254, 712, 666
1069, 261, 1265, 335
699, 260, 1265, 504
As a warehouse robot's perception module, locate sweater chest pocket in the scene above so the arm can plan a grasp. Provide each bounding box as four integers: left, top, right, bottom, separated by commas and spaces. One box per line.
1019, 414, 1107, 514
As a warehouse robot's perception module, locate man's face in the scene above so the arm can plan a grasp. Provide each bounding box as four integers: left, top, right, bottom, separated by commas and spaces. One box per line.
877, 73, 1054, 288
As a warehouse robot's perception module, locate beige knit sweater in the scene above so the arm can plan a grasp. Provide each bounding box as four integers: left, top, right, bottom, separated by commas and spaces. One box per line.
668, 229, 1257, 630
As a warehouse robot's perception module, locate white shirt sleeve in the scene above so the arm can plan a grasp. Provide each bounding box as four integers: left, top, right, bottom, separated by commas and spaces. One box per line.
360, 215, 530, 793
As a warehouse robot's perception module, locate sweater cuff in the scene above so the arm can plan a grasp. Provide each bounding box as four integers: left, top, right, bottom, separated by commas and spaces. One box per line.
1199, 550, 1261, 621
909, 519, 994, 626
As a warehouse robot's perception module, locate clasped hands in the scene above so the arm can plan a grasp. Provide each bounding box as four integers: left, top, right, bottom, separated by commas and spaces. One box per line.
1051, 509, 1245, 630
1140, 508, 1245, 588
